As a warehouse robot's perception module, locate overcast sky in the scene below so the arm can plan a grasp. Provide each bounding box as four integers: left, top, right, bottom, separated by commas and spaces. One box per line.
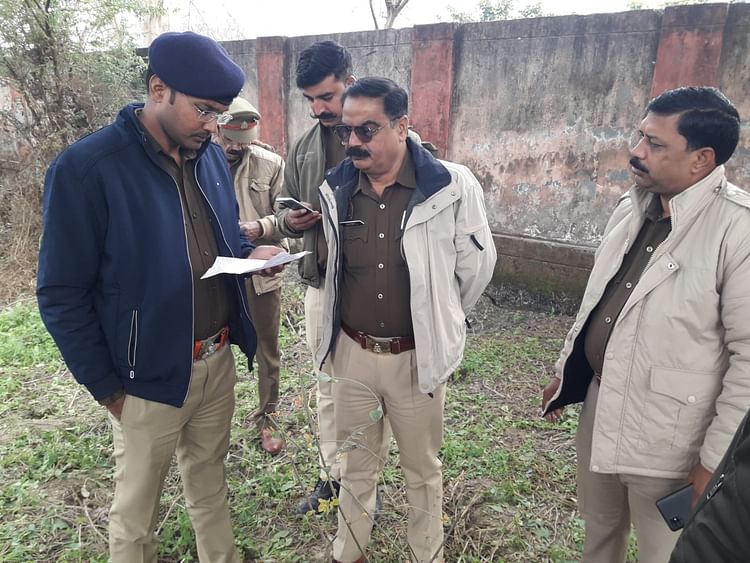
156, 0, 652, 41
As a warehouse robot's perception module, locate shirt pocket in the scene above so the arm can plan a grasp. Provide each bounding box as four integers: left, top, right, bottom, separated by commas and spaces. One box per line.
638, 366, 722, 452
341, 224, 369, 270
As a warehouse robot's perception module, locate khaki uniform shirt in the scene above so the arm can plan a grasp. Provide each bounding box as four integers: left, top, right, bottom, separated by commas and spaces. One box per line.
138, 113, 230, 340
584, 196, 672, 377
340, 153, 417, 337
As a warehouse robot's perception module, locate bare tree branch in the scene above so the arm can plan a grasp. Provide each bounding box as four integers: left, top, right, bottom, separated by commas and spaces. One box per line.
383, 0, 409, 28
369, 0, 380, 29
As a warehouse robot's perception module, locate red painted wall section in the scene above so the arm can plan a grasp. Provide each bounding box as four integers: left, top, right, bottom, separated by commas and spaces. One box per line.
256, 36, 287, 156
409, 24, 455, 159
650, 4, 728, 98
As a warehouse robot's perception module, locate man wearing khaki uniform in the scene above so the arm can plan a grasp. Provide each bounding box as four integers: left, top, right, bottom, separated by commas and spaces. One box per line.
37, 32, 285, 562
218, 97, 287, 455
277, 40, 355, 511
543, 87, 750, 563
317, 77, 496, 563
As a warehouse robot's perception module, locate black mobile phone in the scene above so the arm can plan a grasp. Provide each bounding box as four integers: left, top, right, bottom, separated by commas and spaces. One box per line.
656, 483, 694, 531
277, 197, 314, 214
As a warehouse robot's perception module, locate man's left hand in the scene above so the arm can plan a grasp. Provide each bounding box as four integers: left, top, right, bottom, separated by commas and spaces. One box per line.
687, 462, 713, 507
248, 245, 285, 277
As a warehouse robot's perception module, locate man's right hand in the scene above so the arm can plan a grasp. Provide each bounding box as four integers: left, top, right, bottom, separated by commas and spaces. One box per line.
284, 205, 321, 232
107, 395, 126, 420
541, 376, 564, 422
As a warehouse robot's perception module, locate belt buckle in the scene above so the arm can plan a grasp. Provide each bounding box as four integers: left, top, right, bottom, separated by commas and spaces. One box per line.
365, 334, 387, 354
204, 342, 217, 358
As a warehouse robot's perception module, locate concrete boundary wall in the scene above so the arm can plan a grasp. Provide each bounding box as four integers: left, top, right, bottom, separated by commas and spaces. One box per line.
212, 3, 749, 296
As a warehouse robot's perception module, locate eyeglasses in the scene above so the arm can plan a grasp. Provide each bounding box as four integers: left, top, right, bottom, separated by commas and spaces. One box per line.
194, 105, 233, 125
334, 118, 400, 144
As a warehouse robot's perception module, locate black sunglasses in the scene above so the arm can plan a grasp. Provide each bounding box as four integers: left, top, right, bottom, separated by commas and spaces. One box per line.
334, 117, 401, 144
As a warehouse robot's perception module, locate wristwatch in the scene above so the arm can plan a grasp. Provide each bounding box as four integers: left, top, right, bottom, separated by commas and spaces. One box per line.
98, 389, 125, 406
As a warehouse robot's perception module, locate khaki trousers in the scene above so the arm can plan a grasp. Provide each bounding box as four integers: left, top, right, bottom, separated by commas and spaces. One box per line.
246, 282, 281, 432
331, 332, 445, 563
108, 345, 240, 563
305, 281, 340, 480
577, 381, 685, 563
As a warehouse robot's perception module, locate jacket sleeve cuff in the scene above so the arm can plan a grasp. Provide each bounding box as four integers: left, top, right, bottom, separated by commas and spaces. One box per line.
259, 215, 276, 239
84, 371, 124, 402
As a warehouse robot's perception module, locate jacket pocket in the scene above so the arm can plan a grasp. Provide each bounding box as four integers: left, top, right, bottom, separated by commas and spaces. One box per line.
127, 309, 138, 379
638, 366, 721, 452
250, 180, 271, 193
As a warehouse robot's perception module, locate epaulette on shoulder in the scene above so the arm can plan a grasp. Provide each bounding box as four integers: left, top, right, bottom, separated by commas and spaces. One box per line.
722, 182, 750, 211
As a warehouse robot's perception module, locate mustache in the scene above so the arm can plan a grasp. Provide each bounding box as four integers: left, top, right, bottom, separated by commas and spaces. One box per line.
311, 111, 337, 121
629, 157, 649, 174
346, 147, 370, 158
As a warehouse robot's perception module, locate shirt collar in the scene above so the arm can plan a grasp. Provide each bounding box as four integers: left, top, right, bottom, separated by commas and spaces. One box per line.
356, 148, 417, 194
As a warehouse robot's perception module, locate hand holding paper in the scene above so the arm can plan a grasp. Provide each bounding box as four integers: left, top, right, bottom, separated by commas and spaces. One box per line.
201, 249, 310, 279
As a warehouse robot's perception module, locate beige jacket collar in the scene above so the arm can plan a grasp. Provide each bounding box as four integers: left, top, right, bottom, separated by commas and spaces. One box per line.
629, 165, 726, 232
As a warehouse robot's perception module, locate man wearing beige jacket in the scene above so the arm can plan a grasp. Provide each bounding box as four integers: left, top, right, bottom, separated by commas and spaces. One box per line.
317, 77, 496, 563
542, 87, 750, 563
218, 97, 287, 455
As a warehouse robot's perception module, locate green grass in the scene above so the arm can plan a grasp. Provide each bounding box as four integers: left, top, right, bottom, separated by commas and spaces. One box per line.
0, 299, 63, 370
0, 285, 638, 562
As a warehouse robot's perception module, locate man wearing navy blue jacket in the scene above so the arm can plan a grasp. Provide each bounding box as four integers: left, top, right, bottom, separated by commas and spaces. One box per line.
37, 31, 282, 563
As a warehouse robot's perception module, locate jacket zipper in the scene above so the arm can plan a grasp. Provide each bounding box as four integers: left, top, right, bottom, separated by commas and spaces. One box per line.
705, 473, 725, 501
127, 309, 138, 379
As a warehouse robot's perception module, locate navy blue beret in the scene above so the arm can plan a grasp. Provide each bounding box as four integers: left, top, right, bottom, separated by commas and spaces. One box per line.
148, 31, 245, 105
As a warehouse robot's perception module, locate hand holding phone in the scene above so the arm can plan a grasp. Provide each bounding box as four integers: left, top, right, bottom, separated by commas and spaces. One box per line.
277, 197, 314, 214
656, 483, 694, 531
278, 197, 320, 232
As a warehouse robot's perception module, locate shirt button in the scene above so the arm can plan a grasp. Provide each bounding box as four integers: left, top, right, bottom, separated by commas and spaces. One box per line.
379, 203, 386, 210
592, 465, 600, 472
378, 263, 384, 269
687, 395, 696, 404
378, 233, 385, 239
604, 317, 612, 324
667, 262, 676, 270
203, 250, 209, 256
379, 322, 385, 328
377, 293, 383, 300
625, 282, 633, 289
646, 246, 654, 253
605, 352, 614, 360
192, 212, 198, 218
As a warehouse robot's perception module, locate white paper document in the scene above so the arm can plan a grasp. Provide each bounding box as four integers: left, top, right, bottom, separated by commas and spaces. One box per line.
200, 251, 310, 279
